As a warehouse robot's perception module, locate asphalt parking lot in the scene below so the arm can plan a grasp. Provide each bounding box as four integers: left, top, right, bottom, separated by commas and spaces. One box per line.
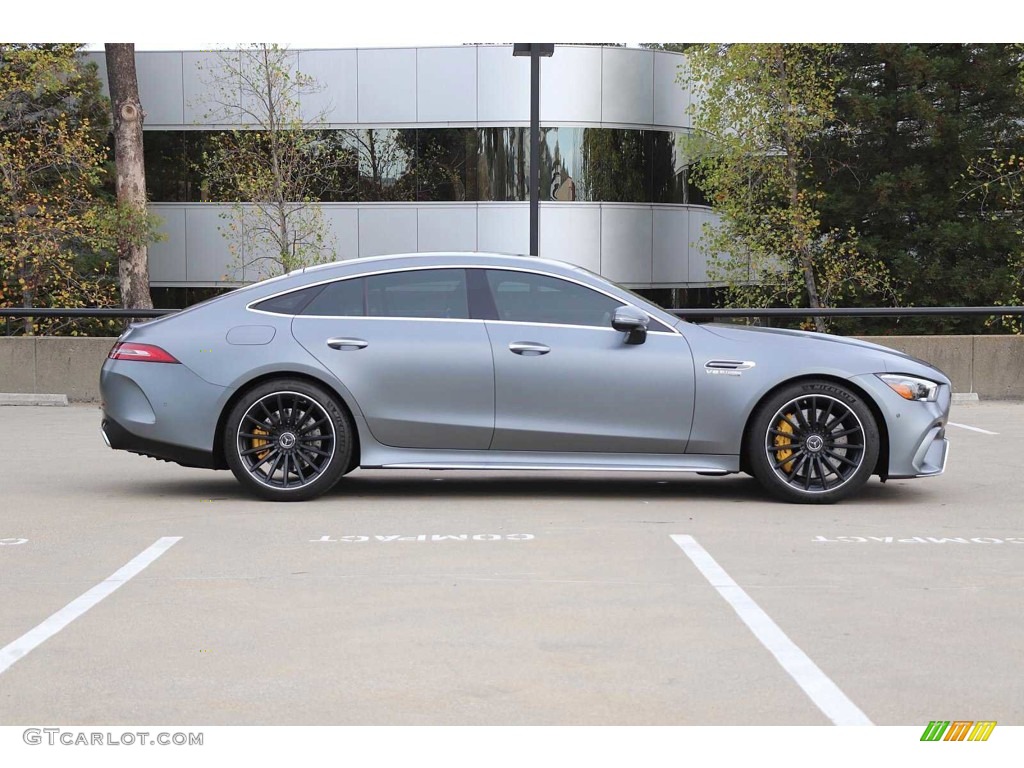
1, 402, 1021, 725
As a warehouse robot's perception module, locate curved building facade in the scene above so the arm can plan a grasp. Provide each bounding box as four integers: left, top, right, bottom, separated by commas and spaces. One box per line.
87, 45, 718, 298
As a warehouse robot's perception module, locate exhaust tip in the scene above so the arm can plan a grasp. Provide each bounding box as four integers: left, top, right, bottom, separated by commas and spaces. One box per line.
100, 423, 112, 448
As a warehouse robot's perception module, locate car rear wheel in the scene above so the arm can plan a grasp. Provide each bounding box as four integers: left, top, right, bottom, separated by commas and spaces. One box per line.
747, 380, 879, 504
225, 379, 352, 501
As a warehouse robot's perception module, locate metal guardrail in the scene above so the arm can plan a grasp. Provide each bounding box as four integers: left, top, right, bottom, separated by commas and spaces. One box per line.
1, 307, 177, 336
1, 308, 177, 318
2, 305, 1024, 336
666, 306, 1024, 319
2, 306, 1023, 319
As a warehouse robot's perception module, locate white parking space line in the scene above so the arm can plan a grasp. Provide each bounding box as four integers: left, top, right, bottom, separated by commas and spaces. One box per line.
670, 534, 872, 726
0, 537, 181, 676
948, 422, 999, 435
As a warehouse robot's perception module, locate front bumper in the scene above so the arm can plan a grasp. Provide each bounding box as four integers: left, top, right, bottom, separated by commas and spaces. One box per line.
909, 430, 946, 479
850, 373, 951, 480
898, 427, 949, 478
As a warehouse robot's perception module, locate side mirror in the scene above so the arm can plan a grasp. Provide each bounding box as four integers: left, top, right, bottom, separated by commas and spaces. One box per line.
611, 306, 649, 345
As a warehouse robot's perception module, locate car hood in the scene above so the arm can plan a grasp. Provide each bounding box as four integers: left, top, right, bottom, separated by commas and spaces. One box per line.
695, 322, 939, 369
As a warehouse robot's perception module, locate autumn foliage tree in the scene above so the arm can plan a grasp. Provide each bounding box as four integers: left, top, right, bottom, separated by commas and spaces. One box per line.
682, 44, 898, 331
0, 43, 119, 334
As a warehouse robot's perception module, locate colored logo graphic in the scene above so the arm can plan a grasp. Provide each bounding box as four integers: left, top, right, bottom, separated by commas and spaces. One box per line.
920, 721, 996, 741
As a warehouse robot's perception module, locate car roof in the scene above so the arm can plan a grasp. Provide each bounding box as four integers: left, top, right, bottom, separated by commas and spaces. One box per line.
208, 251, 602, 308
155, 250, 684, 333
284, 252, 587, 279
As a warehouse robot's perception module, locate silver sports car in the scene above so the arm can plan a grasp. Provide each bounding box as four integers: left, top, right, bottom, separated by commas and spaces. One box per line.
100, 252, 950, 503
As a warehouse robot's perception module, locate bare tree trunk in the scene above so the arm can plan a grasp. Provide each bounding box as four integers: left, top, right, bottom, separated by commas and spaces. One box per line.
105, 43, 153, 311
777, 47, 826, 334
15, 213, 35, 335
20, 274, 35, 336
257, 45, 293, 271
790, 148, 826, 333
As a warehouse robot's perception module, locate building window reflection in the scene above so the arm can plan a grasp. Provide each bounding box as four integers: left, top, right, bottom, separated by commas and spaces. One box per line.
352, 129, 416, 202
416, 129, 476, 202
550, 168, 577, 201
143, 127, 708, 206
475, 128, 528, 202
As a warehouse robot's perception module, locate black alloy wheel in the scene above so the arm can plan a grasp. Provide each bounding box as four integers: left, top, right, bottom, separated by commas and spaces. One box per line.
747, 380, 880, 504
225, 379, 352, 501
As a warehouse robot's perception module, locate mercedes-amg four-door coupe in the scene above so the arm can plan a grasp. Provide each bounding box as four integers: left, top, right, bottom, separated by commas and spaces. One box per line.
100, 252, 950, 503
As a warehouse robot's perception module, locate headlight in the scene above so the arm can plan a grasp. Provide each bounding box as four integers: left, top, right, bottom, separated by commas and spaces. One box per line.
878, 374, 939, 402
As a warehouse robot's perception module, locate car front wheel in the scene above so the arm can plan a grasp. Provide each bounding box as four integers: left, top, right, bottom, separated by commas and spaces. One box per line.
224, 379, 352, 501
746, 380, 880, 504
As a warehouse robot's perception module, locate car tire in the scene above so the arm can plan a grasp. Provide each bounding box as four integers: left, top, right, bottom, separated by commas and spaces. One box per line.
224, 379, 352, 502
746, 379, 880, 504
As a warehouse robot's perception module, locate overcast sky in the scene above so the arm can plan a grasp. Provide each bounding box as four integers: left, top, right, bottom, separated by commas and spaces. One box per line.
9, 0, 1007, 47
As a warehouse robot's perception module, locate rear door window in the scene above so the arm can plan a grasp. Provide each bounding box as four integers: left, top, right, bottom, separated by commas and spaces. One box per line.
301, 278, 365, 316
365, 269, 469, 319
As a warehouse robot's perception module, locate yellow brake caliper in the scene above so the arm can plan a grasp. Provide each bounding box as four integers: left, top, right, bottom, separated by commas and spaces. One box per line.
773, 415, 796, 473
251, 425, 271, 462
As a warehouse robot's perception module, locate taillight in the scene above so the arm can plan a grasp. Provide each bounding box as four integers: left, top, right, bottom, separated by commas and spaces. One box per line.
108, 342, 180, 363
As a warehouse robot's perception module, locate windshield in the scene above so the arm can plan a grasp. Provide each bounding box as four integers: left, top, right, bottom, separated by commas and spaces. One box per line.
567, 263, 670, 312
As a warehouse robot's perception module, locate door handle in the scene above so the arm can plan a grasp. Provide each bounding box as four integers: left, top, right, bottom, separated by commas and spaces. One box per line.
509, 341, 550, 356
327, 337, 368, 350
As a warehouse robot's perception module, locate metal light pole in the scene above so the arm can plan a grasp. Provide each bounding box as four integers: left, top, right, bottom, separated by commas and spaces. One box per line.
512, 43, 554, 256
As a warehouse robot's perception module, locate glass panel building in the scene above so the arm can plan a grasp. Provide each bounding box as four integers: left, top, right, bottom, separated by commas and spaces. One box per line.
85, 45, 720, 302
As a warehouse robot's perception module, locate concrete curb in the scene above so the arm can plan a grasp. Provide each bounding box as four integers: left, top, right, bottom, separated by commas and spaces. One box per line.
951, 392, 980, 403
0, 393, 69, 406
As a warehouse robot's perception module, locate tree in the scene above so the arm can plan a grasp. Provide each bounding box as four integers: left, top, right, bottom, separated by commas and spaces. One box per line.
959, 48, 1024, 333
962, 151, 1024, 332
580, 128, 650, 202
351, 129, 416, 201
197, 44, 346, 281
414, 129, 473, 201
682, 44, 897, 332
105, 43, 156, 310
815, 44, 1024, 333
0, 43, 119, 335
639, 44, 696, 54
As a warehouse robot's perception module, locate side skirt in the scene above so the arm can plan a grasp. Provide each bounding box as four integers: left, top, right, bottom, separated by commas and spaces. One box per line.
359, 448, 739, 474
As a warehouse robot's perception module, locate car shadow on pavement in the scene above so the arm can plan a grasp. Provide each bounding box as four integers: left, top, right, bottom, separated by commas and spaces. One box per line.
327, 471, 927, 506
105, 469, 931, 507
331, 471, 768, 501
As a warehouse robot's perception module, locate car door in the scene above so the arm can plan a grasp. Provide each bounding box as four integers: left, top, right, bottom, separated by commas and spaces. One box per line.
290, 267, 494, 450
482, 268, 695, 454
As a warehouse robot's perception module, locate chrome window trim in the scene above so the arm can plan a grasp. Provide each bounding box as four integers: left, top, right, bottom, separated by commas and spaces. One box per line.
295, 315, 483, 325
485, 319, 676, 335
282, 315, 676, 335
246, 262, 682, 336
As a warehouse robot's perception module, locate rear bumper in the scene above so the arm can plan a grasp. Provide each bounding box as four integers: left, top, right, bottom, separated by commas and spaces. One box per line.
101, 415, 217, 469
99, 357, 228, 469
